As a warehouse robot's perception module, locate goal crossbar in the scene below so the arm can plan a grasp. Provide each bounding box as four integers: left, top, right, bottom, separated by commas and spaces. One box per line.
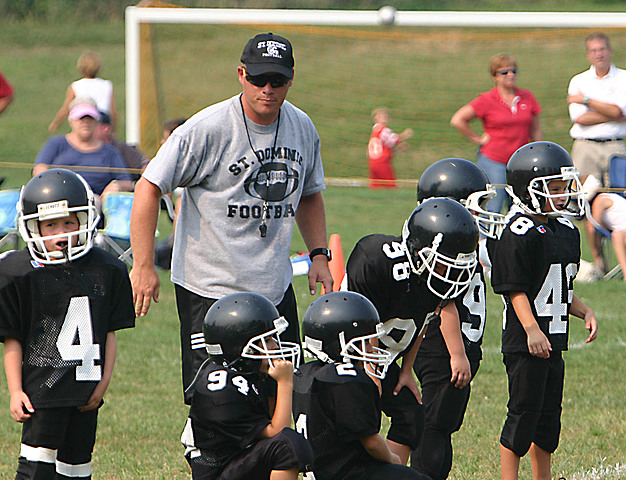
125, 6, 626, 147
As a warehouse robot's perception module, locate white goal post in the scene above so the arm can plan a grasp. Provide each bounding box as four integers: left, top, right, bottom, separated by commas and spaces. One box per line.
125, 6, 626, 148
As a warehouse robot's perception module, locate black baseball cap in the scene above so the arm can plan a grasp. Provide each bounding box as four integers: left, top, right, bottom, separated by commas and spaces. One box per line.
240, 33, 294, 78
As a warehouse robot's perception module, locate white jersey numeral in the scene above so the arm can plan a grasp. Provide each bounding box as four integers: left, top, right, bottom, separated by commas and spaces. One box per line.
382, 241, 405, 259
382, 241, 411, 281
510, 216, 535, 236
380, 317, 417, 360
335, 363, 357, 376
206, 370, 250, 395
56, 296, 101, 381
296, 413, 308, 439
295, 413, 317, 479
534, 263, 577, 334
461, 272, 486, 343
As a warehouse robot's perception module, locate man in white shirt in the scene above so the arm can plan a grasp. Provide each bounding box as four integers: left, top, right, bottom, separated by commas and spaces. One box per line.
567, 33, 626, 187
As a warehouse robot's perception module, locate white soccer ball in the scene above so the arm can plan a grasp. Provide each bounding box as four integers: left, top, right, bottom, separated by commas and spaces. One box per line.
378, 5, 397, 25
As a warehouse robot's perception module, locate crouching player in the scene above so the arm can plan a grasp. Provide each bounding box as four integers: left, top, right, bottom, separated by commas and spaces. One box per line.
181, 292, 312, 480
345, 197, 480, 465
487, 142, 598, 480
1, 169, 135, 479
293, 291, 432, 480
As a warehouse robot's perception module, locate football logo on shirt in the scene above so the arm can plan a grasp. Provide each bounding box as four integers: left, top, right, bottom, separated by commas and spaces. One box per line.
244, 162, 300, 202
537, 225, 546, 234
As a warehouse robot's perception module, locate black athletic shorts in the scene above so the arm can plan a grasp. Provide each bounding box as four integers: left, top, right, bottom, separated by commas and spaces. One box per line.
17, 405, 100, 479
500, 351, 564, 457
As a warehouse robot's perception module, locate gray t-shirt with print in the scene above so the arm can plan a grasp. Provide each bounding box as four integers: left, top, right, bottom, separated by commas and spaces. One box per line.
143, 95, 325, 304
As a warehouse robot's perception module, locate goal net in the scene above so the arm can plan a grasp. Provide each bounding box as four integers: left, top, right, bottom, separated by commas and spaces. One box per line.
126, 6, 626, 185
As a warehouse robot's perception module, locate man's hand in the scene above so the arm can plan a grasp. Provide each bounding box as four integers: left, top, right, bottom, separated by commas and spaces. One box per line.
129, 264, 160, 317
308, 257, 333, 295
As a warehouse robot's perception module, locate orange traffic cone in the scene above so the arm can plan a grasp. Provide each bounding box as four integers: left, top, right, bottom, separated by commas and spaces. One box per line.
323, 233, 345, 294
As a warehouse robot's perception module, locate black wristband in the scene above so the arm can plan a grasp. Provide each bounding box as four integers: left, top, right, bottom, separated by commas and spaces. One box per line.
309, 247, 331, 261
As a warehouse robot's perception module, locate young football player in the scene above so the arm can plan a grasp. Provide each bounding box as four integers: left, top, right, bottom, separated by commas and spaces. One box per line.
293, 291, 431, 480
346, 197, 480, 465
181, 292, 312, 480
411, 158, 506, 480
487, 141, 598, 480
0, 169, 135, 479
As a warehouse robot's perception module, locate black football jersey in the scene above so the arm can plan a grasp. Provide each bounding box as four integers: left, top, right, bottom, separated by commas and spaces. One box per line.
346, 234, 442, 361
0, 248, 134, 408
293, 360, 382, 480
182, 361, 272, 469
488, 212, 581, 353
418, 262, 486, 361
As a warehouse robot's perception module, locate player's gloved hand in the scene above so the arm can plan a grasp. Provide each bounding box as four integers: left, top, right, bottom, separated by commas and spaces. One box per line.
10, 391, 34, 423
450, 353, 471, 389
525, 323, 552, 358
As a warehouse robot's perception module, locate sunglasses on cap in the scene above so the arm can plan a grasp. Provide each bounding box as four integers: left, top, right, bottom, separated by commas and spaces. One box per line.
243, 68, 290, 88
496, 68, 517, 76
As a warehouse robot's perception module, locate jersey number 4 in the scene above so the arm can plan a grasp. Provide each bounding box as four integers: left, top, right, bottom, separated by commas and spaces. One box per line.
56, 296, 101, 381
534, 263, 577, 334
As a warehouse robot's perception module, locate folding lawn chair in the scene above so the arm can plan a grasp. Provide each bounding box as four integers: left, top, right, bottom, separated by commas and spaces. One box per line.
98, 192, 175, 267
0, 189, 21, 251
99, 192, 135, 265
583, 155, 626, 281
609, 154, 626, 197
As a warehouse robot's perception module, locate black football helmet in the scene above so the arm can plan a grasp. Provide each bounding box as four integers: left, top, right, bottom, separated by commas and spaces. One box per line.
417, 157, 506, 239
401, 197, 478, 299
18, 169, 99, 264
203, 292, 300, 373
506, 141, 584, 217
302, 291, 392, 379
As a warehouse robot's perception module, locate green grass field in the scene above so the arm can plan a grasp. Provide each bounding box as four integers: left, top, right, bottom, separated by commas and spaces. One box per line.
0, 11, 625, 480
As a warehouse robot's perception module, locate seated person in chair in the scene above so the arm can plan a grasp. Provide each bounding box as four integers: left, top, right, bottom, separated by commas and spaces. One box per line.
34, 98, 133, 213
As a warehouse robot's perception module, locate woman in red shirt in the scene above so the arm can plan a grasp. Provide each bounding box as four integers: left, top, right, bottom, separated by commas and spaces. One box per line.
450, 53, 542, 213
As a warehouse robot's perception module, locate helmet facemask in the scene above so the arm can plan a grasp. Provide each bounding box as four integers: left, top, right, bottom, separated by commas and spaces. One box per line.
402, 225, 477, 300
20, 200, 99, 265
339, 323, 392, 379
241, 316, 300, 369
507, 166, 585, 217
463, 185, 506, 239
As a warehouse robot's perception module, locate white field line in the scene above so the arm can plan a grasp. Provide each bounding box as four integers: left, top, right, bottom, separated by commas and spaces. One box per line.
566, 461, 625, 479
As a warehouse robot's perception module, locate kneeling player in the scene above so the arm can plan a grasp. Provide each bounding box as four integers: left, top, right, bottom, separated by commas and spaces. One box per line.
488, 142, 598, 480
293, 291, 431, 480
181, 292, 312, 480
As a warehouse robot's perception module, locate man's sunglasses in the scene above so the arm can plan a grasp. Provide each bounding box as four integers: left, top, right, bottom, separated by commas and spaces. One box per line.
496, 68, 517, 76
243, 68, 290, 88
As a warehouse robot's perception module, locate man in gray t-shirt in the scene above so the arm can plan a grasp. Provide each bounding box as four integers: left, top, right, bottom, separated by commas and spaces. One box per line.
130, 32, 332, 404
